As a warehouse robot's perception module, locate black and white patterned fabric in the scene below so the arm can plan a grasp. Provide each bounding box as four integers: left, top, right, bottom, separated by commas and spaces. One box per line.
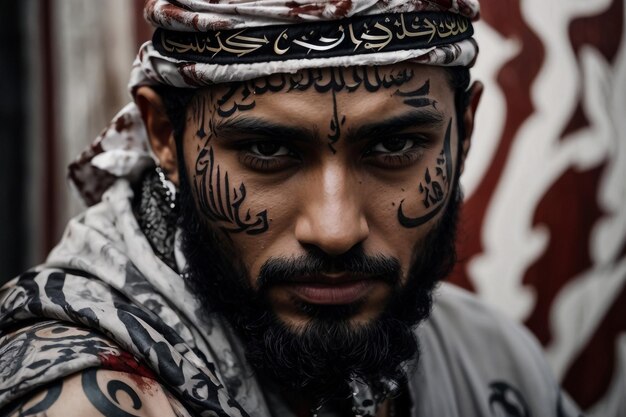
0, 181, 268, 417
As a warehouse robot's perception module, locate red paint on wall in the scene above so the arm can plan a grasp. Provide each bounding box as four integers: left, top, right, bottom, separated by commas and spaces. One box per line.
523, 165, 606, 345
569, 0, 623, 65
134, 0, 154, 50
560, 0, 623, 141
450, 0, 546, 291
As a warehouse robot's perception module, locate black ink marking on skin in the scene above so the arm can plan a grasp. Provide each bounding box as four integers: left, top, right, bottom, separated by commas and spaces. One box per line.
192, 95, 270, 235
216, 67, 415, 117
328, 90, 346, 153
82, 368, 142, 417
195, 146, 269, 235
194, 96, 208, 139
397, 119, 453, 228
15, 381, 62, 415
394, 79, 438, 109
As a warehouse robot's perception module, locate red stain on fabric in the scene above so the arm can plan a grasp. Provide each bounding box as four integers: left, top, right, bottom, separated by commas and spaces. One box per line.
180, 64, 206, 86
192, 14, 200, 31
332, 0, 353, 18
99, 352, 159, 395
286, 1, 352, 18
286, 2, 326, 17
115, 114, 133, 132
99, 351, 157, 379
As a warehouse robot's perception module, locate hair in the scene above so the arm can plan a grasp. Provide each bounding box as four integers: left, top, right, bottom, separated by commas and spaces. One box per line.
153, 66, 472, 148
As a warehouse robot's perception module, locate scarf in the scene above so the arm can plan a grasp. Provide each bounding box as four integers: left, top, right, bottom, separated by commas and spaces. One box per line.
0, 180, 389, 416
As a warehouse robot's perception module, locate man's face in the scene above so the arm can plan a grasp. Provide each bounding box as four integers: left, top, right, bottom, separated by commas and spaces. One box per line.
172, 63, 468, 398
179, 64, 461, 329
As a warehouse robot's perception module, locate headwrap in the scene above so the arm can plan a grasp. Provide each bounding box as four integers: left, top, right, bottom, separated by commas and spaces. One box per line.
69, 0, 480, 205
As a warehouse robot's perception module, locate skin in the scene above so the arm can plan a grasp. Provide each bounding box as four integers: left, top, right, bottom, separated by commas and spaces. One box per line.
5, 369, 189, 417
7, 64, 481, 417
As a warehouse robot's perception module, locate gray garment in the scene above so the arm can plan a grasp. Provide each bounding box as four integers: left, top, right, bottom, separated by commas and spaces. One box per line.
0, 180, 582, 416
411, 284, 582, 416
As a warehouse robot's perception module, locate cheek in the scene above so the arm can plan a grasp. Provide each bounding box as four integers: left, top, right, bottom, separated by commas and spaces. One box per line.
220, 171, 302, 286
391, 120, 458, 230
186, 147, 274, 237
362, 181, 431, 273
363, 141, 459, 274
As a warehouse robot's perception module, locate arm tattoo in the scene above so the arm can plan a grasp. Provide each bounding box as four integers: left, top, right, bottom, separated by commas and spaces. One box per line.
4, 381, 62, 417
81, 368, 143, 417
397, 118, 453, 228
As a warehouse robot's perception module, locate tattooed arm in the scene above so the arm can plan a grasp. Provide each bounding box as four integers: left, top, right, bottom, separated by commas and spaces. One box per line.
3, 369, 192, 417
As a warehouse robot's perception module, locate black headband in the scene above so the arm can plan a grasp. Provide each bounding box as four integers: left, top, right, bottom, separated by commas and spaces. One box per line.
154, 11, 473, 65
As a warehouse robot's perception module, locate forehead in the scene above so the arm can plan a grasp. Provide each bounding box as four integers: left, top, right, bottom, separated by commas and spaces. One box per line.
204, 64, 454, 123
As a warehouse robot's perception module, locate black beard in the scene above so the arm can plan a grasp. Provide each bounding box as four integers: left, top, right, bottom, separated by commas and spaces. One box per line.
177, 165, 460, 402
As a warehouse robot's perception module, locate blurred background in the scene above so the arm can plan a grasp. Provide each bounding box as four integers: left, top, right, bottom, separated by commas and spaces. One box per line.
1, 0, 624, 415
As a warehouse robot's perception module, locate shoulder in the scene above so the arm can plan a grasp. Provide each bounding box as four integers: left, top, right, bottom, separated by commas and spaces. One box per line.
412, 283, 582, 415
424, 282, 545, 356
2, 368, 191, 417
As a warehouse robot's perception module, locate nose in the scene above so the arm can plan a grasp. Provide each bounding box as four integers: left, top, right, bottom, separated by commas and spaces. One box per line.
294, 164, 369, 256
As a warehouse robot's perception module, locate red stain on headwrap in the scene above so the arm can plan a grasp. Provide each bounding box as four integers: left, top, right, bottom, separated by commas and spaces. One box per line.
115, 114, 133, 132
192, 14, 200, 32
179, 63, 209, 87
286, 0, 351, 18
286, 2, 327, 17
333, 0, 353, 18
68, 133, 117, 206
159, 4, 193, 28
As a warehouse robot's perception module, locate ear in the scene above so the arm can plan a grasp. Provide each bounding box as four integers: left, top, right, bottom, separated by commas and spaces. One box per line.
459, 81, 483, 175
135, 86, 180, 186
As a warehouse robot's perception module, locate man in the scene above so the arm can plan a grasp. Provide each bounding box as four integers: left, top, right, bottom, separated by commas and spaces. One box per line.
0, 1, 582, 416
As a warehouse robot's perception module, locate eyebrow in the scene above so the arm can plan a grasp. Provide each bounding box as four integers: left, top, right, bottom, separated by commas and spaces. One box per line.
346, 109, 445, 143
215, 116, 318, 143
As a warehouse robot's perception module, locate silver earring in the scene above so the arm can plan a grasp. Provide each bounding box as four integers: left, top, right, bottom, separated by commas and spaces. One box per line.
156, 166, 177, 209
136, 166, 179, 270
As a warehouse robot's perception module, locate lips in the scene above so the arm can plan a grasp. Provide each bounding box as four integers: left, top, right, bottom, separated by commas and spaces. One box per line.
283, 275, 376, 305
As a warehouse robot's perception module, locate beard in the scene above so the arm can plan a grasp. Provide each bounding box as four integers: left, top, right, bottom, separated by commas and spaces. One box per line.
177, 166, 461, 402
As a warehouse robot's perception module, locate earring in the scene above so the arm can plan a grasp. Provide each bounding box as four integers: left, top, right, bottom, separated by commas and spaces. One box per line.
135, 166, 179, 271
156, 166, 177, 210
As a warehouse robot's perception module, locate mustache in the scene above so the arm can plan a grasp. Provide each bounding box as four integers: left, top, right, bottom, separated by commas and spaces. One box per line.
257, 247, 401, 290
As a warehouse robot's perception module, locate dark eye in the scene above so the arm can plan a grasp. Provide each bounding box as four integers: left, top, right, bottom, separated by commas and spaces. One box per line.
250, 142, 290, 157
372, 137, 414, 153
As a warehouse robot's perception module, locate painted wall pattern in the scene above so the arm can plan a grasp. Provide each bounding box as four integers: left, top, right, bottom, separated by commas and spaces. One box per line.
18, 0, 625, 414
451, 0, 626, 413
